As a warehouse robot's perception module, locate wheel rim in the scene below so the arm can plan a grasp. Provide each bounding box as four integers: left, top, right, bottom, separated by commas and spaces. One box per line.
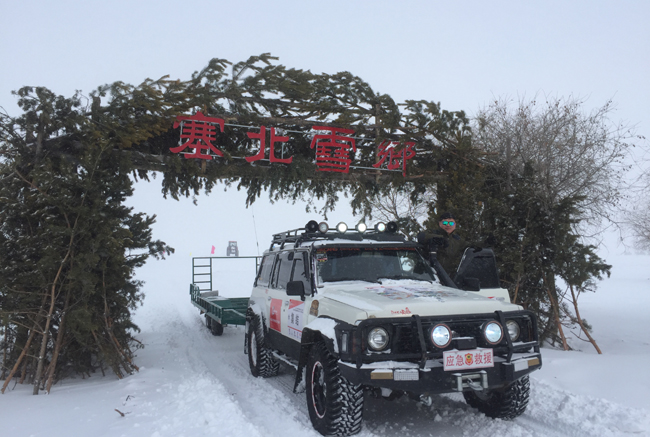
250, 330, 258, 367
310, 360, 327, 419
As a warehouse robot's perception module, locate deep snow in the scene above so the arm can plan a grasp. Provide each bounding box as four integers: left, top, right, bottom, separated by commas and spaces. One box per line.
2, 181, 649, 437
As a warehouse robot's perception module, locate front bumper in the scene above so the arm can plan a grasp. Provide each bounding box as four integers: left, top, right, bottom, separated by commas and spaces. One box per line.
338, 351, 541, 394
333, 310, 542, 394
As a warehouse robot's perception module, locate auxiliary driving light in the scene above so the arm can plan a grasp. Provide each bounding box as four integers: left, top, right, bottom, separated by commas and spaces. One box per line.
356, 222, 367, 233
375, 222, 387, 232
386, 221, 398, 233
506, 320, 521, 341
368, 327, 389, 351
336, 222, 348, 233
430, 324, 452, 348
318, 222, 329, 233
483, 321, 504, 344
305, 220, 319, 233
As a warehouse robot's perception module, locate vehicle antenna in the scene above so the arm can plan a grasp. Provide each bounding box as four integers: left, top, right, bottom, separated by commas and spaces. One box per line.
251, 204, 260, 256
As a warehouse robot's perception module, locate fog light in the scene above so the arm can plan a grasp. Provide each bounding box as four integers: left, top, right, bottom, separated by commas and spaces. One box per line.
506, 320, 521, 341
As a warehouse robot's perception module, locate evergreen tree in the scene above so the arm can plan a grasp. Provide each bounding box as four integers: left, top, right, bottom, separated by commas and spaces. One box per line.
0, 87, 171, 393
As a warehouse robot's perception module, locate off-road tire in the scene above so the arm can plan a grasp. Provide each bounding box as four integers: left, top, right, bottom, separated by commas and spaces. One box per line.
306, 341, 364, 436
247, 314, 279, 378
463, 375, 530, 420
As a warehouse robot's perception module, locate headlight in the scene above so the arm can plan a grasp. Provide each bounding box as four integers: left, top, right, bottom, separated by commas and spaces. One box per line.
483, 321, 503, 344
367, 327, 389, 351
506, 320, 521, 341
430, 324, 452, 348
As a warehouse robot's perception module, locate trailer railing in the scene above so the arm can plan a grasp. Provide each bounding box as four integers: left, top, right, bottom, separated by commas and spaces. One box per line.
192, 256, 262, 293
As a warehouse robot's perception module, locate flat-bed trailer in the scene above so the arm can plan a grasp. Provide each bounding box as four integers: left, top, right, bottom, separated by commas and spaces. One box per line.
189, 256, 259, 335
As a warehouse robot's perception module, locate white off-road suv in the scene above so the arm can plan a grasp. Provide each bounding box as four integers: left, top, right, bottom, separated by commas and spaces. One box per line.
245, 220, 542, 436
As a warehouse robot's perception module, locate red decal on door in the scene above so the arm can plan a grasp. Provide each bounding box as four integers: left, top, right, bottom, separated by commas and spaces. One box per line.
270, 298, 282, 332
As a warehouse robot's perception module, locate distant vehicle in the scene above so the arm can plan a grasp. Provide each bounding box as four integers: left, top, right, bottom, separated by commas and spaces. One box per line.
226, 241, 239, 257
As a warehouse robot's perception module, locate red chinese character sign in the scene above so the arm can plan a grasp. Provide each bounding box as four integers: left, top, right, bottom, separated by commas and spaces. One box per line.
373, 140, 416, 176
245, 126, 292, 164
171, 112, 225, 159
310, 126, 356, 173
169, 113, 417, 177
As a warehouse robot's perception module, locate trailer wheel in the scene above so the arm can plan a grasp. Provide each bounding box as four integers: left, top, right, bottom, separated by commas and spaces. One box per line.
306, 341, 364, 436
247, 314, 279, 378
210, 321, 224, 336
463, 375, 530, 420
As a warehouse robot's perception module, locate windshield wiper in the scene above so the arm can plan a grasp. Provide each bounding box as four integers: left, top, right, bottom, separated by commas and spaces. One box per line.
325, 277, 382, 284
378, 275, 434, 284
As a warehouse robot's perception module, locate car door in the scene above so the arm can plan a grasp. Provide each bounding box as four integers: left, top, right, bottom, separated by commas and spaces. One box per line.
267, 251, 293, 343
252, 252, 276, 327
285, 250, 311, 343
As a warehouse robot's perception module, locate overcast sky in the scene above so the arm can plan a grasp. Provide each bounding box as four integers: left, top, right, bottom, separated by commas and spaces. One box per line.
2, 1, 647, 123
1, 1, 649, 229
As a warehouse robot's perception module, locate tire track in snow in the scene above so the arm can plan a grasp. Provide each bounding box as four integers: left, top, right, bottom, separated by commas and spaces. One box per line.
158, 310, 325, 437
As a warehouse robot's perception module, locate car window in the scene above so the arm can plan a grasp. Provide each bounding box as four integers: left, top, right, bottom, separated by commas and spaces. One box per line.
256, 254, 276, 287
316, 246, 437, 284
272, 252, 293, 289
291, 252, 311, 292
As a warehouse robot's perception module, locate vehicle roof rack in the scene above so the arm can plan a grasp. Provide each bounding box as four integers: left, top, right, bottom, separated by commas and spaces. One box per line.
269, 227, 406, 251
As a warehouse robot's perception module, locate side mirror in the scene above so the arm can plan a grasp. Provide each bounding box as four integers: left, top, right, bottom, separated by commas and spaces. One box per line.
460, 277, 481, 291
454, 247, 501, 291
286, 281, 305, 300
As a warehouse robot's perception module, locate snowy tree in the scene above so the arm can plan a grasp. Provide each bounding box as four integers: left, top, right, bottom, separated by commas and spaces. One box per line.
0, 86, 172, 393
464, 96, 631, 349
473, 96, 634, 228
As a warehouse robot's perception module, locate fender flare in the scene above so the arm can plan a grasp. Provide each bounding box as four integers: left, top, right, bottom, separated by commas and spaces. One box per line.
245, 301, 267, 354
293, 317, 341, 393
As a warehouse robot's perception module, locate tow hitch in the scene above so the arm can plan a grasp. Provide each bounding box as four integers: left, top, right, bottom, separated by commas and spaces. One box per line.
452, 371, 488, 392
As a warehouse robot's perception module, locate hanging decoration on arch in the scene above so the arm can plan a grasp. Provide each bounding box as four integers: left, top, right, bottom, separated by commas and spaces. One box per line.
170, 112, 417, 176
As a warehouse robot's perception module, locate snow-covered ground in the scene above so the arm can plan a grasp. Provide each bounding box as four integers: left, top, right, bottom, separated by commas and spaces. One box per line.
2, 182, 650, 437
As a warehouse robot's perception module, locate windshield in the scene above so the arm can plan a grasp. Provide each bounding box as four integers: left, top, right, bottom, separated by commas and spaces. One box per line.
315, 246, 438, 284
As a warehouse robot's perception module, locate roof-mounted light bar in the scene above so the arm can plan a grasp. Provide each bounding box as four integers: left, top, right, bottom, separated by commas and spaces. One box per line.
304, 220, 399, 235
